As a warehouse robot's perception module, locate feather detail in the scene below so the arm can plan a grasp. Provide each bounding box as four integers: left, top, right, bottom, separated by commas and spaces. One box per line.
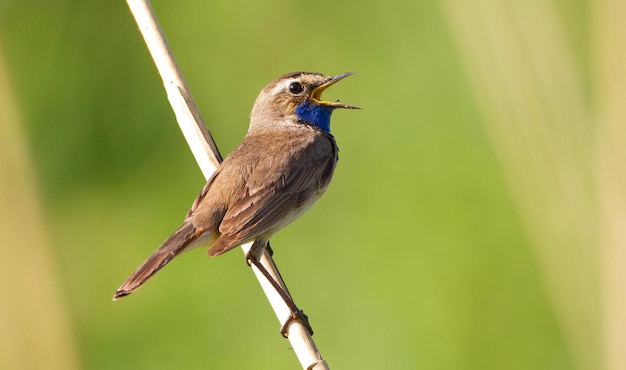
113, 222, 215, 299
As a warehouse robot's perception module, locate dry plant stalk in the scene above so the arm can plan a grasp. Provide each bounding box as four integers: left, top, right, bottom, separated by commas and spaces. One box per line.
125, 1, 330, 369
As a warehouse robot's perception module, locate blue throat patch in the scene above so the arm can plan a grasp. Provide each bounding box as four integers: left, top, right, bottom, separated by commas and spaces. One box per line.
295, 100, 334, 133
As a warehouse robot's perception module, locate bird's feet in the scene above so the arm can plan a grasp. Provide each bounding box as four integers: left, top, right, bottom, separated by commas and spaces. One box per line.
280, 308, 313, 338
266, 242, 274, 257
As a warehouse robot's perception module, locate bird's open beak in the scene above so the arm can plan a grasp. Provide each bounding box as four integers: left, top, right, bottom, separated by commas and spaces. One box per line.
311, 72, 361, 109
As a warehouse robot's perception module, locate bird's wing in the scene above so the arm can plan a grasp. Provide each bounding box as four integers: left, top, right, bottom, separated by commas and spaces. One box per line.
208, 131, 336, 255
187, 167, 222, 217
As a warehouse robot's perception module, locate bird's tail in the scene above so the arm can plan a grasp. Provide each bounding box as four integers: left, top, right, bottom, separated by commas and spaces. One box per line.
113, 222, 200, 300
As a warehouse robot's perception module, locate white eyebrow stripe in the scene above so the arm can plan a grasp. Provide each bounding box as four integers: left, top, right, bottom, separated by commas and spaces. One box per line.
270, 79, 295, 96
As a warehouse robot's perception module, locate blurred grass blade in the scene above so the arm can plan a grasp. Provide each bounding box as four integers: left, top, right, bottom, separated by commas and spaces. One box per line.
0, 46, 81, 370
591, 0, 626, 369
440, 1, 599, 369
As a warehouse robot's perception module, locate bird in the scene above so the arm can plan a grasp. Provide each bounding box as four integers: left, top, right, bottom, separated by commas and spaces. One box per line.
113, 71, 359, 334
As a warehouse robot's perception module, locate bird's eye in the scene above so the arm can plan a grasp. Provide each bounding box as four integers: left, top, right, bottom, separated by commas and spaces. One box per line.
288, 81, 304, 95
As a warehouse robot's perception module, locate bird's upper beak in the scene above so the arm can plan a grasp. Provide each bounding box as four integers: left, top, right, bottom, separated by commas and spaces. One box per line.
310, 72, 361, 110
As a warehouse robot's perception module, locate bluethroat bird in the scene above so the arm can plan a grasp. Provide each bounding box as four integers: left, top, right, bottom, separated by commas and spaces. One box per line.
113, 71, 359, 335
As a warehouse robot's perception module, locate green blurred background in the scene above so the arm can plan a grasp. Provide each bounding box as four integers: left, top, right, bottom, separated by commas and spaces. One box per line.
1, 0, 622, 369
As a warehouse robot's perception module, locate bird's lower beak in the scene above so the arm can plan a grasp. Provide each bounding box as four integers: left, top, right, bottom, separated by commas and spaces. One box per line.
311, 72, 361, 109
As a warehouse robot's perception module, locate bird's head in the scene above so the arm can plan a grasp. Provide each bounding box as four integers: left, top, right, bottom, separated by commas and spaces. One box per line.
250, 72, 359, 133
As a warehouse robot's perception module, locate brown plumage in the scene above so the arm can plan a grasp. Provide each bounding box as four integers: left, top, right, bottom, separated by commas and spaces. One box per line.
113, 72, 358, 300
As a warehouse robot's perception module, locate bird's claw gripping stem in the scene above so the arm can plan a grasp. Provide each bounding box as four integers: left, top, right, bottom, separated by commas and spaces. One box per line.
280, 308, 313, 338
